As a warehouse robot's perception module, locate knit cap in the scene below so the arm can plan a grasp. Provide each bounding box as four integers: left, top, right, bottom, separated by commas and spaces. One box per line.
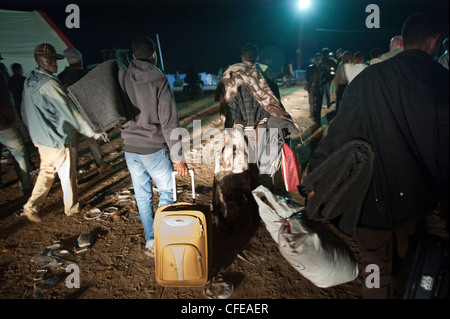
63, 48, 83, 64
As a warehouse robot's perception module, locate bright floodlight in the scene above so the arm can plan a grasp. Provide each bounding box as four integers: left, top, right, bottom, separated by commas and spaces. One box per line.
299, 0, 310, 9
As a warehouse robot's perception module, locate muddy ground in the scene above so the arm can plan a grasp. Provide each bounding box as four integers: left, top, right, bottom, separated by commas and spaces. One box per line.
0, 85, 447, 306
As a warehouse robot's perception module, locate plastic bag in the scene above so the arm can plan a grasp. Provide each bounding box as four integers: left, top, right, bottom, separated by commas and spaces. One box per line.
252, 185, 359, 288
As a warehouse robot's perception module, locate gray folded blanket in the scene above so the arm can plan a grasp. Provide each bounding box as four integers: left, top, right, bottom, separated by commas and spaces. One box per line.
68, 59, 134, 133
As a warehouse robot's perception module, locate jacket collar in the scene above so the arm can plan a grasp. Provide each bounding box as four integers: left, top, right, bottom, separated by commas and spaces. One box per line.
397, 49, 436, 60
36, 68, 59, 81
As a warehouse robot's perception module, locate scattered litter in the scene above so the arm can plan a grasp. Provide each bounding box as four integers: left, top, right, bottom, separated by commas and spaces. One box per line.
103, 207, 119, 216
34, 276, 60, 296
31, 254, 62, 270
75, 247, 88, 254
84, 208, 102, 220
46, 243, 61, 251
237, 253, 256, 266
204, 281, 234, 299
30, 239, 79, 296
84, 206, 120, 220
14, 209, 25, 218
33, 269, 47, 281
40, 242, 62, 256
117, 190, 132, 198
188, 192, 199, 197
77, 233, 94, 248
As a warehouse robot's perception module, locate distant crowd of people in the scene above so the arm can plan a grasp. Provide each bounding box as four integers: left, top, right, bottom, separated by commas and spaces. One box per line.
305, 33, 449, 126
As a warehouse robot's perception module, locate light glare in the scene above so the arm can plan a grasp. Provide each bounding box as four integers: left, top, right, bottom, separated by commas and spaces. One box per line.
299, 0, 310, 9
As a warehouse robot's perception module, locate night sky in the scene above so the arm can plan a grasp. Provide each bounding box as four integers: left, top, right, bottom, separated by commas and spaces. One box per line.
1, 0, 449, 75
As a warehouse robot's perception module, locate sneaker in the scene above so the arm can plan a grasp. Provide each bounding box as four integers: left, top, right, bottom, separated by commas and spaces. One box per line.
24, 209, 42, 223
144, 240, 154, 257
65, 202, 80, 216
144, 247, 154, 257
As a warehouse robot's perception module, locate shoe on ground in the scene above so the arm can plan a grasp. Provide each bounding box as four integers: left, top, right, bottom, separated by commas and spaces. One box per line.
144, 247, 154, 257
144, 240, 154, 257
24, 209, 42, 223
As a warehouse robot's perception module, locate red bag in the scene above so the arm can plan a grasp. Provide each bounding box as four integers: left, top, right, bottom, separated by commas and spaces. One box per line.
281, 143, 301, 192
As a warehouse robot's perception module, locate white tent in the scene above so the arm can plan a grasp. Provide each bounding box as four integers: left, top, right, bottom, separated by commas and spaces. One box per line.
0, 9, 72, 77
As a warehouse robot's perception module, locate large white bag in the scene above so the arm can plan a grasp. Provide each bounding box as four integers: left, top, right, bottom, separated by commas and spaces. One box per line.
252, 185, 359, 288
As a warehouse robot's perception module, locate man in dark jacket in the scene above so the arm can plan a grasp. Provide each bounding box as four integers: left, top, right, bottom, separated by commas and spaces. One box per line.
305, 53, 329, 125
9, 63, 26, 119
305, 13, 448, 298
121, 35, 188, 257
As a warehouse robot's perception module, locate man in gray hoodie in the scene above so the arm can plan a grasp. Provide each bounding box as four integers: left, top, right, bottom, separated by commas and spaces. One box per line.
122, 35, 188, 257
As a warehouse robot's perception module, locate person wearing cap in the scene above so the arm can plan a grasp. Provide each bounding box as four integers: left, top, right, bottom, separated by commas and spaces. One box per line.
58, 48, 112, 174
21, 43, 107, 223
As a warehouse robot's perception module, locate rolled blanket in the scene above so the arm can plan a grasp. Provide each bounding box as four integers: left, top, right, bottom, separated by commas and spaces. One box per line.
67, 59, 134, 133
218, 61, 299, 136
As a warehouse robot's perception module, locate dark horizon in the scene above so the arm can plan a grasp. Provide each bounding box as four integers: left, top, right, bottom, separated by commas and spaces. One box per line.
1, 0, 448, 75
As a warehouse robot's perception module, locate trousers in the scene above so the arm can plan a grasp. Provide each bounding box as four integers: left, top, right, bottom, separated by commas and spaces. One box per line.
356, 222, 417, 298
24, 146, 79, 215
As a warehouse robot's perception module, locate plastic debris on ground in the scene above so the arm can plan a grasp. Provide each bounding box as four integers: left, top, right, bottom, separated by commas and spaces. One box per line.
204, 281, 234, 299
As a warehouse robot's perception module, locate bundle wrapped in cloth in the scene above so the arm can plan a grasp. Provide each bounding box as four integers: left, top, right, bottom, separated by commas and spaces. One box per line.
67, 59, 135, 133
252, 185, 359, 288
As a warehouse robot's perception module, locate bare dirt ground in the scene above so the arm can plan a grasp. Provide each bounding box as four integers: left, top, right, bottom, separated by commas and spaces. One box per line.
0, 84, 447, 305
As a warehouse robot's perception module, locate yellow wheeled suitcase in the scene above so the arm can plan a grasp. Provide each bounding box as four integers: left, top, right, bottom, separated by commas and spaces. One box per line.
154, 170, 211, 287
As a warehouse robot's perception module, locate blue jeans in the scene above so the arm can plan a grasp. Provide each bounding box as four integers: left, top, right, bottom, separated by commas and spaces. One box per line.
125, 148, 174, 243
0, 127, 33, 191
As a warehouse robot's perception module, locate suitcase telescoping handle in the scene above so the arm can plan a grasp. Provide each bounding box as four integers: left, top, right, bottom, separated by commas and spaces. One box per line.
172, 169, 195, 203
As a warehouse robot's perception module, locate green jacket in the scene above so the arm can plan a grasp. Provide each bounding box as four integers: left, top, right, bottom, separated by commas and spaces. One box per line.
21, 68, 95, 149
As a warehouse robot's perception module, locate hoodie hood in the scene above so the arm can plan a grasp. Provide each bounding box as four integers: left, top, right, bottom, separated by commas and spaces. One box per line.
127, 59, 165, 84
121, 58, 182, 155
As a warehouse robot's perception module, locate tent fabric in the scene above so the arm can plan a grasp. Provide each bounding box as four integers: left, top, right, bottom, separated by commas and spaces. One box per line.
0, 9, 72, 77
